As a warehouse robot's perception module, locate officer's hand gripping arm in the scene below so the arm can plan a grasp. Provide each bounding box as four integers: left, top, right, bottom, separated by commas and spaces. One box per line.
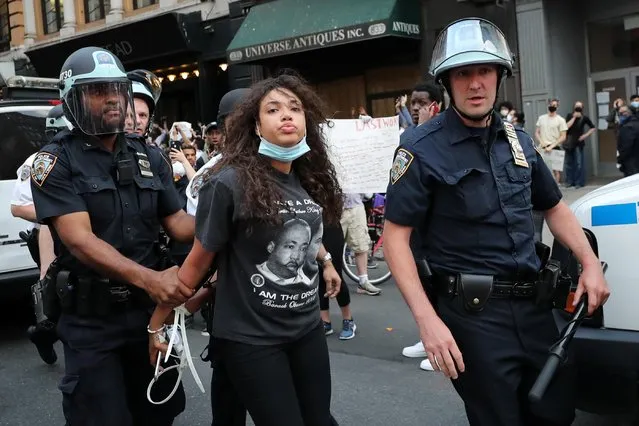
51, 212, 191, 305
149, 238, 216, 336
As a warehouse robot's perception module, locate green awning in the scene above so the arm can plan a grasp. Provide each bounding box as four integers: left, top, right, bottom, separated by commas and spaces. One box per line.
226, 0, 421, 64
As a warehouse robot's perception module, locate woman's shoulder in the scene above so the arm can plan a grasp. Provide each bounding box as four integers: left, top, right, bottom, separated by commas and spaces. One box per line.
200, 165, 239, 194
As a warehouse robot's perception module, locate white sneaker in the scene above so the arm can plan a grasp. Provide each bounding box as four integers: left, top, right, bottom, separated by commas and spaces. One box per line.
420, 359, 435, 371
402, 341, 426, 358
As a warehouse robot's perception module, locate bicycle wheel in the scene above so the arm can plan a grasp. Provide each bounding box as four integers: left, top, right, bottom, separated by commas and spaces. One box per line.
342, 239, 392, 285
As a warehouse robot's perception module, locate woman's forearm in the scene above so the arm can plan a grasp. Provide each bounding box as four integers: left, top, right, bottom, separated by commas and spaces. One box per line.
150, 304, 174, 330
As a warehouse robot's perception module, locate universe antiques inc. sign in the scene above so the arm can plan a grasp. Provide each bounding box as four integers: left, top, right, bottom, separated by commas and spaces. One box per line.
227, 20, 420, 64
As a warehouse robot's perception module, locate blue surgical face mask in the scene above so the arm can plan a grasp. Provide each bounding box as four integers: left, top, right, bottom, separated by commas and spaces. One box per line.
630, 101, 639, 109
619, 115, 630, 125
258, 135, 310, 162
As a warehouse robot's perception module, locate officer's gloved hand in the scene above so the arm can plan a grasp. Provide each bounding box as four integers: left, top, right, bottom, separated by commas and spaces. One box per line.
144, 266, 193, 306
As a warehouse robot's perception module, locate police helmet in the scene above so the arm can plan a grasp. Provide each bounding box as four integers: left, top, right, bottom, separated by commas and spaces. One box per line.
59, 47, 133, 136
127, 69, 162, 116
429, 18, 514, 82
45, 104, 72, 141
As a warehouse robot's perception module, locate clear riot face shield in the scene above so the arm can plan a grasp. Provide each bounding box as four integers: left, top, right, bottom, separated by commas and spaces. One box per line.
64, 79, 134, 136
429, 18, 514, 79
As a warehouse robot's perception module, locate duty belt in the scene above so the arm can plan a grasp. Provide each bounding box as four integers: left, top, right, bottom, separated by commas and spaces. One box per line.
433, 274, 537, 299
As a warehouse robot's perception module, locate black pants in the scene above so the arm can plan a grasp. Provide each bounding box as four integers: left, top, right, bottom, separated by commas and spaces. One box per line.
319, 225, 350, 310
209, 339, 247, 426
57, 310, 185, 426
214, 323, 332, 426
437, 297, 575, 426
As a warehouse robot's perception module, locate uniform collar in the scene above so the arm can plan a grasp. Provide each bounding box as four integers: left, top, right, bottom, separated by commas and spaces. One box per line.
444, 108, 506, 144
80, 133, 129, 155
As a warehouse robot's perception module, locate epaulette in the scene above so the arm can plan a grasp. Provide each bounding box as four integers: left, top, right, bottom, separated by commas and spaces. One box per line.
404, 119, 443, 147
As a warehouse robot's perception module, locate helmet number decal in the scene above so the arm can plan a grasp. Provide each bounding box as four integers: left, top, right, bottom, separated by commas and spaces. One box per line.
60, 69, 73, 80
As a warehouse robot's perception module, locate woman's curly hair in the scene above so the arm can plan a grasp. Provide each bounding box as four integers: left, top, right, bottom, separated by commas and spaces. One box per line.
204, 72, 343, 226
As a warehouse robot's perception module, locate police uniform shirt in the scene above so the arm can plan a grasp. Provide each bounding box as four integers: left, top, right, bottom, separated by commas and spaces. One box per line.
11, 152, 38, 231
30, 131, 183, 276
385, 108, 562, 278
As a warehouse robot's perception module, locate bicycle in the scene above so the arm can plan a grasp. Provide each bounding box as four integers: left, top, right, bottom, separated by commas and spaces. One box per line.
342, 195, 392, 285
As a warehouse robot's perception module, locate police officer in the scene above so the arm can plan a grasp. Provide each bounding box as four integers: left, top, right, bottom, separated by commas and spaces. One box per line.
125, 69, 162, 138
383, 18, 610, 426
11, 105, 71, 365
30, 46, 195, 425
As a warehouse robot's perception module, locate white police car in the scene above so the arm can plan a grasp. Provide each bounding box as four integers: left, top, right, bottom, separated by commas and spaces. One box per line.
554, 174, 639, 421
0, 76, 57, 299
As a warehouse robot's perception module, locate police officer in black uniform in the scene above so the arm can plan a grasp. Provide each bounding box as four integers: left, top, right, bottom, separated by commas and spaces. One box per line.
383, 19, 610, 426
18, 105, 71, 365
30, 46, 195, 426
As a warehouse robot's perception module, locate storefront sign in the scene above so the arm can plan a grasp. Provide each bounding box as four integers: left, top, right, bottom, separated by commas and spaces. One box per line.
392, 21, 420, 36
102, 41, 134, 59
25, 12, 202, 78
228, 22, 390, 63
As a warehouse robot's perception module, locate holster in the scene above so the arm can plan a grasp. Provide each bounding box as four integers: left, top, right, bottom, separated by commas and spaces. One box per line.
75, 277, 114, 317
19, 228, 41, 269
457, 274, 493, 313
55, 270, 74, 313
535, 241, 552, 270
415, 259, 437, 307
42, 260, 61, 322
156, 241, 176, 270
536, 259, 561, 309
31, 279, 47, 324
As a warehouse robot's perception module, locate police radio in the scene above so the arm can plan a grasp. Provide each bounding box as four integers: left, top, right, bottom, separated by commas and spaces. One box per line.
116, 153, 135, 185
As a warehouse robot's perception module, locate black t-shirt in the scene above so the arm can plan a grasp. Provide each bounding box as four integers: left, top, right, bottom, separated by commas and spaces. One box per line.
196, 167, 323, 345
565, 113, 595, 148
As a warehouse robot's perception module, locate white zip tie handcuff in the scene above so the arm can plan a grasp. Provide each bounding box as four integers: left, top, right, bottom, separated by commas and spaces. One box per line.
146, 304, 206, 404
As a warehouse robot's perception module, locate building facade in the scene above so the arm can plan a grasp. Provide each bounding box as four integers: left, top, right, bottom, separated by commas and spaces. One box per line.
516, 0, 639, 178
0, 0, 38, 82
22, 0, 247, 124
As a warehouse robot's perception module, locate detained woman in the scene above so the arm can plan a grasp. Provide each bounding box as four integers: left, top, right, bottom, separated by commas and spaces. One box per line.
148, 73, 343, 426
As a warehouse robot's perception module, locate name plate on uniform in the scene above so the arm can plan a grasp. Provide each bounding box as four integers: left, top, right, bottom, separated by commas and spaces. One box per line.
503, 122, 528, 168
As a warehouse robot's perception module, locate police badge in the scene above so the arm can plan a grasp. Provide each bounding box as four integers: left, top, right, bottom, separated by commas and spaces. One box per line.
390, 148, 414, 185
31, 153, 58, 187
20, 164, 31, 181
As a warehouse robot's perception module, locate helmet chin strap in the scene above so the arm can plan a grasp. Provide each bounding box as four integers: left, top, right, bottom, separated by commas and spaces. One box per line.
451, 105, 493, 123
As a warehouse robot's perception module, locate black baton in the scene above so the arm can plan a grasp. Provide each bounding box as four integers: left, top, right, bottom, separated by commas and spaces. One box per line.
528, 295, 587, 403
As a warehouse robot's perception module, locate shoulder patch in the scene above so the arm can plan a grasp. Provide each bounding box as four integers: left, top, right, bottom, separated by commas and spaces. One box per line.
390, 148, 414, 185
190, 175, 204, 198
31, 152, 58, 187
20, 164, 31, 181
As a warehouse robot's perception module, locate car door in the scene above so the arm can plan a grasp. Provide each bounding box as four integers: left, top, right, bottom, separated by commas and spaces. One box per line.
0, 105, 52, 275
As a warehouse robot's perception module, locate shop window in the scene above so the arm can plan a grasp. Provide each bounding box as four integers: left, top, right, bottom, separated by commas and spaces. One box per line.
84, 0, 110, 23
133, 0, 156, 9
0, 0, 9, 52
41, 0, 64, 34
588, 16, 639, 73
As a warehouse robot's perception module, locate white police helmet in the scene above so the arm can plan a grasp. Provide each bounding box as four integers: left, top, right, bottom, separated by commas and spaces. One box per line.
430, 18, 514, 81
